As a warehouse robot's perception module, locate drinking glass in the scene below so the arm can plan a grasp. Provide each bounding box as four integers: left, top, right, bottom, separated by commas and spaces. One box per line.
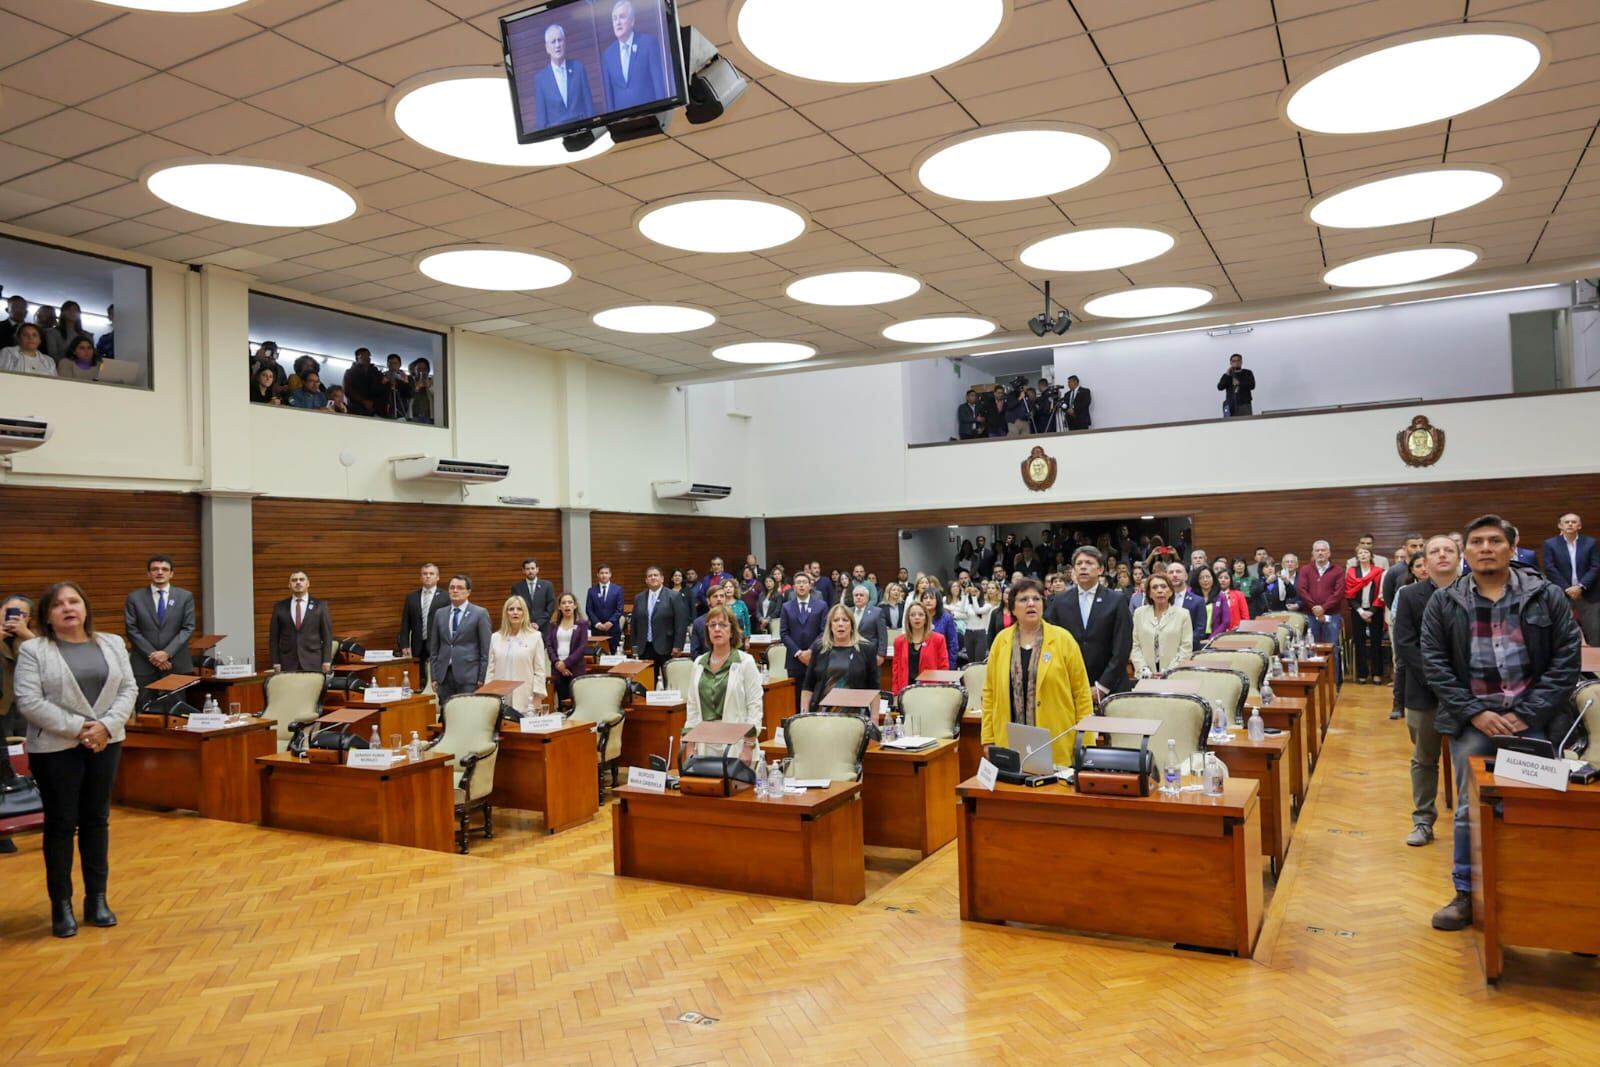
389, 733, 403, 753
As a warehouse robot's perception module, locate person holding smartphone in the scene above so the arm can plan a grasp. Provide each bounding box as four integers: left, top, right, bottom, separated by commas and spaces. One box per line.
2, 594, 36, 741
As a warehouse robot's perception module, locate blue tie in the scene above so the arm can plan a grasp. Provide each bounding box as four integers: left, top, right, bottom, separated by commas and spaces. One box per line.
451, 607, 461, 639
156, 590, 167, 624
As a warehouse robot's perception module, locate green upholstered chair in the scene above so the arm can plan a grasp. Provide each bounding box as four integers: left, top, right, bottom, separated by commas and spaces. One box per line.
896, 683, 964, 739
1100, 691, 1213, 765
430, 694, 501, 853
782, 712, 870, 782
569, 674, 629, 799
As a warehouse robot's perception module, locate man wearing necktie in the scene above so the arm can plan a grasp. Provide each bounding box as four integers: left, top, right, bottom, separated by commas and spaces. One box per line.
532, 21, 595, 130
631, 565, 688, 675
1063, 374, 1093, 430
399, 563, 442, 687
779, 572, 830, 708
123, 554, 197, 702
430, 574, 491, 708
270, 570, 333, 675
600, 0, 667, 111
849, 585, 887, 665
585, 565, 624, 647
1044, 547, 1131, 704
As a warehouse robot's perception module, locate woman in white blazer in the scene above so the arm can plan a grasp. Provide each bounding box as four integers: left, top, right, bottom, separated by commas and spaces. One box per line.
1129, 572, 1194, 677
13, 581, 138, 938
684, 606, 765, 758
485, 595, 551, 714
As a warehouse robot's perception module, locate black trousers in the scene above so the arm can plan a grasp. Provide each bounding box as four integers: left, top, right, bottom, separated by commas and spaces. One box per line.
1350, 606, 1386, 679
1224, 401, 1253, 417
30, 742, 122, 903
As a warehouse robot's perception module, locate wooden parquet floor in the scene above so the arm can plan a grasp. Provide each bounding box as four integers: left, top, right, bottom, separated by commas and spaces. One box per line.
4, 684, 1598, 1066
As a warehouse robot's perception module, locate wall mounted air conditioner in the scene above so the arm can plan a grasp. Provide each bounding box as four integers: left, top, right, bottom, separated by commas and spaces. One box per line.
653, 480, 732, 502
0, 417, 51, 455
392, 456, 509, 484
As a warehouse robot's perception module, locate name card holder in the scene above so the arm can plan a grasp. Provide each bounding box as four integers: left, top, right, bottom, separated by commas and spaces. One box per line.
363, 650, 397, 662
347, 749, 403, 770
364, 686, 405, 703
185, 712, 228, 732
976, 757, 1000, 791
213, 663, 254, 680
646, 690, 682, 705
522, 713, 565, 732
1494, 750, 1568, 792
598, 654, 626, 666
629, 767, 668, 793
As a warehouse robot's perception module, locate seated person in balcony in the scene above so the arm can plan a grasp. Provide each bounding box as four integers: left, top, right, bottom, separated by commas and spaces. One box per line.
289, 370, 329, 409
249, 365, 281, 404
56, 336, 102, 381
342, 347, 384, 416
0, 323, 58, 376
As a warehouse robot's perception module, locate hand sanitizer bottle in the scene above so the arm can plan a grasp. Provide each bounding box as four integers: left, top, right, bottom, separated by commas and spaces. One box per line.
408, 730, 423, 761
401, 671, 413, 698
1247, 706, 1266, 742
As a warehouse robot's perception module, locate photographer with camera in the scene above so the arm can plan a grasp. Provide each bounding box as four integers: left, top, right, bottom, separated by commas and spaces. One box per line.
1031, 379, 1059, 433
1002, 376, 1035, 437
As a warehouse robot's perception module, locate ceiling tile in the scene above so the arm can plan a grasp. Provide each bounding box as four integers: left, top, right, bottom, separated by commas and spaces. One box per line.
5, 40, 154, 107
170, 32, 334, 97
81, 74, 231, 131
82, 10, 258, 69
274, 0, 458, 63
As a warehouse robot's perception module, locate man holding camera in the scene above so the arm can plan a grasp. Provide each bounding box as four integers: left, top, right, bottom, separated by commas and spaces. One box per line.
1218, 353, 1256, 417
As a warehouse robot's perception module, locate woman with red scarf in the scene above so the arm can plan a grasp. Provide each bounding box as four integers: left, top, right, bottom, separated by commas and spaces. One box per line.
1345, 546, 1386, 684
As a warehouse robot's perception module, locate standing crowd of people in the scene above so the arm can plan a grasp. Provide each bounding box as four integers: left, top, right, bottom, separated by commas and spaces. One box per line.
249, 342, 436, 422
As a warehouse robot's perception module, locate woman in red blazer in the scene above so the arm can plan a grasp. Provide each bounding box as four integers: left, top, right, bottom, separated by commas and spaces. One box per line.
891, 601, 949, 695
1344, 546, 1386, 684
1210, 569, 1252, 636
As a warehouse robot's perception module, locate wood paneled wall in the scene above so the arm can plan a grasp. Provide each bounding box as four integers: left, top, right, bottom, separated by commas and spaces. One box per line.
589, 512, 750, 593
251, 500, 560, 664
764, 473, 1600, 579
0, 486, 202, 636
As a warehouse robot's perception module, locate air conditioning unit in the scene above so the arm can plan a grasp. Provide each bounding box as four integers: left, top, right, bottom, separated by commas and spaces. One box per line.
0, 416, 51, 455
653, 480, 732, 502
392, 456, 509, 484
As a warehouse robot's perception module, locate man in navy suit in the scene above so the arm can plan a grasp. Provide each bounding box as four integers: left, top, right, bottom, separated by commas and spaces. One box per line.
585, 564, 624, 646
600, 0, 667, 112
1165, 562, 1207, 642
532, 22, 595, 130
1046, 547, 1131, 702
779, 572, 829, 708
430, 575, 493, 708
1541, 511, 1600, 644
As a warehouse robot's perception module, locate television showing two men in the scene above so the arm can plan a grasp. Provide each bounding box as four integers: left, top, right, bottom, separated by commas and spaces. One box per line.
519, 0, 674, 132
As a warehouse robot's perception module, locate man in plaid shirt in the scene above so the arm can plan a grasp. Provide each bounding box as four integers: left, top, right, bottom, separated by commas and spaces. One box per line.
1421, 514, 1582, 931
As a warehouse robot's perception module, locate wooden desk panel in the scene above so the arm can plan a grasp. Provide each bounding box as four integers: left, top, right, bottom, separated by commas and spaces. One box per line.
491, 721, 599, 834
1268, 676, 1319, 767
958, 778, 1263, 957
257, 752, 454, 852
612, 781, 865, 903
959, 711, 982, 784
191, 674, 269, 715
762, 677, 795, 738
1253, 699, 1307, 810
116, 719, 277, 823
762, 738, 959, 857
1213, 733, 1292, 877
620, 699, 685, 772
330, 657, 418, 689
341, 694, 438, 745
1469, 757, 1600, 982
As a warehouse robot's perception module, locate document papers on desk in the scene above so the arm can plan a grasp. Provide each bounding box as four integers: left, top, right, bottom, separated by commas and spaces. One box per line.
788, 779, 831, 789
881, 736, 937, 751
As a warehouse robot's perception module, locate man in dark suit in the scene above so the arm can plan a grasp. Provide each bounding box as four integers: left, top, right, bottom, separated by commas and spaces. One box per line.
1164, 562, 1206, 641
430, 574, 492, 707
512, 558, 556, 631
848, 585, 887, 664
632, 565, 689, 676
585, 564, 624, 647
807, 561, 834, 606
123, 554, 196, 700
957, 389, 982, 439
779, 572, 829, 706
269, 570, 333, 674
1062, 374, 1092, 430
532, 22, 595, 130
1218, 352, 1255, 416
397, 562, 443, 687
1390, 534, 1459, 847
600, 0, 666, 111
1541, 511, 1600, 644
1046, 547, 1131, 702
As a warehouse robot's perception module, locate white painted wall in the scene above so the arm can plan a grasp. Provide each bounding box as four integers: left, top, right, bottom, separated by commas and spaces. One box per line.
903, 356, 988, 445
1049, 285, 1569, 429
1573, 306, 1600, 388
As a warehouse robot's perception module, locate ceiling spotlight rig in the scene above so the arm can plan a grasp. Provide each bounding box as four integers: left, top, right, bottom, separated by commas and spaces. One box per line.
1028, 280, 1073, 337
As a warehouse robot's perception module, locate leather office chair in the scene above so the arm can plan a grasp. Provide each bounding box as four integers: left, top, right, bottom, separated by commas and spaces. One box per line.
896, 683, 964, 739
430, 694, 500, 853
1190, 649, 1270, 702
569, 674, 629, 799
1261, 611, 1310, 637
782, 712, 870, 782
1164, 665, 1250, 729
663, 657, 695, 695
264, 671, 329, 751
1101, 691, 1213, 765
961, 662, 987, 711
1570, 681, 1600, 762
765, 644, 788, 679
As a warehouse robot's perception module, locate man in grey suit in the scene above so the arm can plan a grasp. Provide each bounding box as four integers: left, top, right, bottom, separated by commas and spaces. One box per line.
431, 574, 492, 708
269, 570, 333, 674
123, 554, 196, 700
512, 558, 557, 631
848, 584, 887, 666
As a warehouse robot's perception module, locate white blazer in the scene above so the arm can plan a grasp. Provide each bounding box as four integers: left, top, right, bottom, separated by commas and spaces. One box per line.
485, 629, 550, 713
684, 650, 764, 731
1129, 605, 1194, 676
13, 634, 138, 753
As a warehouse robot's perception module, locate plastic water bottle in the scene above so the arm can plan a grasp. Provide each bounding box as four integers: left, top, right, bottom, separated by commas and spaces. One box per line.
767, 758, 784, 799
1247, 706, 1265, 742
1161, 739, 1181, 796
1287, 648, 1300, 676
1203, 753, 1225, 797
369, 725, 382, 749
1260, 675, 1275, 706
401, 671, 413, 698
1209, 700, 1229, 740
408, 730, 423, 761
753, 751, 769, 798
204, 694, 220, 716
1270, 654, 1283, 678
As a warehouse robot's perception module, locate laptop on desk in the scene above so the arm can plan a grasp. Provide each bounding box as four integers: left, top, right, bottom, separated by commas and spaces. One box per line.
1005, 722, 1058, 775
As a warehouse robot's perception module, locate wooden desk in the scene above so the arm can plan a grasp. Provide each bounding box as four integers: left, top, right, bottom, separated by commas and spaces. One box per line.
763, 738, 958, 857
959, 711, 983, 783
957, 777, 1263, 957
115, 718, 277, 823
761, 676, 794, 738
612, 781, 865, 903
1212, 732, 1292, 877
489, 720, 599, 834
1253, 698, 1308, 810
879, 658, 894, 693
339, 693, 437, 744
1267, 675, 1319, 768
619, 697, 685, 772
191, 672, 269, 714
330, 656, 418, 689
1469, 757, 1600, 983
257, 751, 454, 852
608, 659, 655, 692
917, 670, 964, 685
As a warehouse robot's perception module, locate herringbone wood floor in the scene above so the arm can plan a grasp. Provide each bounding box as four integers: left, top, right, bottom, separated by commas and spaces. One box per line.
3, 684, 1597, 1066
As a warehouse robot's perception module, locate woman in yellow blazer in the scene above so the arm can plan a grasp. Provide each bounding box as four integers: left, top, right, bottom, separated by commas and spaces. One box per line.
981, 577, 1094, 767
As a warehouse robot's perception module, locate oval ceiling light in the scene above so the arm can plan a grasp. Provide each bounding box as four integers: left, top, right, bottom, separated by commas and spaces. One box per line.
712, 341, 817, 365
1282, 23, 1548, 135
143, 158, 357, 226
1322, 245, 1480, 288
1307, 164, 1505, 229
636, 194, 808, 253
593, 304, 716, 334
730, 0, 1009, 84
416, 245, 572, 291
915, 122, 1115, 202
785, 270, 921, 307
390, 68, 612, 167
91, 1, 249, 10
1019, 225, 1176, 272
882, 315, 996, 344
1082, 285, 1214, 319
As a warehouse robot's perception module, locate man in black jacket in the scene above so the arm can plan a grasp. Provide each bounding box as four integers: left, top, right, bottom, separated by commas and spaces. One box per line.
512, 558, 557, 630
1382, 534, 1427, 719
1217, 353, 1255, 416
632, 566, 689, 677
1389, 535, 1458, 848
397, 563, 442, 686
1421, 515, 1582, 931
1045, 547, 1131, 703
956, 389, 982, 439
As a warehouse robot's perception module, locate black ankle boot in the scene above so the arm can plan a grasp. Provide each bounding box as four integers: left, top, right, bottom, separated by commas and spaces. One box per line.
83, 894, 117, 927
52, 899, 78, 938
